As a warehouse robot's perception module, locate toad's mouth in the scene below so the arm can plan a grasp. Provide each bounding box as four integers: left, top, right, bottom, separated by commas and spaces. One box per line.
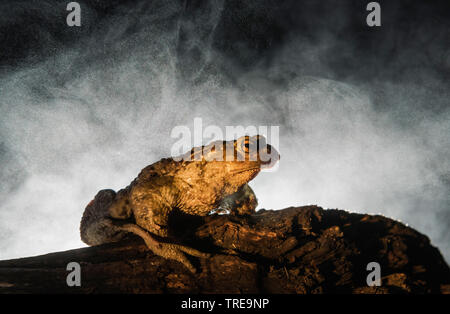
260, 152, 280, 169
230, 154, 280, 173
260, 158, 279, 169
230, 166, 261, 174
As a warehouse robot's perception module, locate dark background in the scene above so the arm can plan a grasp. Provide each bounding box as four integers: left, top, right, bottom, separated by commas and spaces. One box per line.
0, 0, 449, 262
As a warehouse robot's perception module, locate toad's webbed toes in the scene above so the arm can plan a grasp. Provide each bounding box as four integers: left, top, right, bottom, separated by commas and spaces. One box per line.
156, 243, 211, 273
158, 243, 198, 273
175, 244, 211, 259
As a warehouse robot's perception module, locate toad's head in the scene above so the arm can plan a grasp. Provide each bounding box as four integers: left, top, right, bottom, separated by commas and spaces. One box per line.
179, 135, 280, 190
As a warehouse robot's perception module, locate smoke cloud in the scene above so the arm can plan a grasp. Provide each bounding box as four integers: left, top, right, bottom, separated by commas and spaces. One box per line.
0, 0, 448, 262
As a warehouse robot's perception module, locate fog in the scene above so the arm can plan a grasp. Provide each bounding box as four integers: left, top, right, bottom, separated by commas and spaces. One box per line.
0, 0, 448, 262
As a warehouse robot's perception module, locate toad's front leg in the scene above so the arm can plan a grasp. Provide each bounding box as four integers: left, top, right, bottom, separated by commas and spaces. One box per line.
218, 183, 258, 216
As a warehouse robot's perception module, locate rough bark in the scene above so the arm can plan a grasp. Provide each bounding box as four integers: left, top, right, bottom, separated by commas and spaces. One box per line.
0, 206, 449, 294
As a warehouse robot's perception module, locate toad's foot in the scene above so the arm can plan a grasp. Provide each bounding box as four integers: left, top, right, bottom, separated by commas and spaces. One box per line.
219, 183, 258, 216
112, 221, 210, 273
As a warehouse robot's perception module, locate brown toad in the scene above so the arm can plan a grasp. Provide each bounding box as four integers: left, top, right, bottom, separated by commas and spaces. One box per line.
80, 135, 279, 272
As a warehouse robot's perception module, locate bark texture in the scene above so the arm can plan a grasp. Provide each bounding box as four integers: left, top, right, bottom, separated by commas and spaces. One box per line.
0, 206, 449, 294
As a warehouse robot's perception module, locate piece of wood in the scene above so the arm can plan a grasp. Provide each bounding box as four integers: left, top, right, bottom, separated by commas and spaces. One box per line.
0, 206, 449, 293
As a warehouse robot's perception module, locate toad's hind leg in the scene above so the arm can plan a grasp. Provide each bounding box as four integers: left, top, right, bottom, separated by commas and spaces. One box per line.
128, 187, 210, 273
111, 221, 209, 273
81, 189, 134, 246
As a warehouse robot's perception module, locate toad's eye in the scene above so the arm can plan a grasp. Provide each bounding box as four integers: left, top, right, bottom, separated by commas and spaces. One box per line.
243, 140, 250, 152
